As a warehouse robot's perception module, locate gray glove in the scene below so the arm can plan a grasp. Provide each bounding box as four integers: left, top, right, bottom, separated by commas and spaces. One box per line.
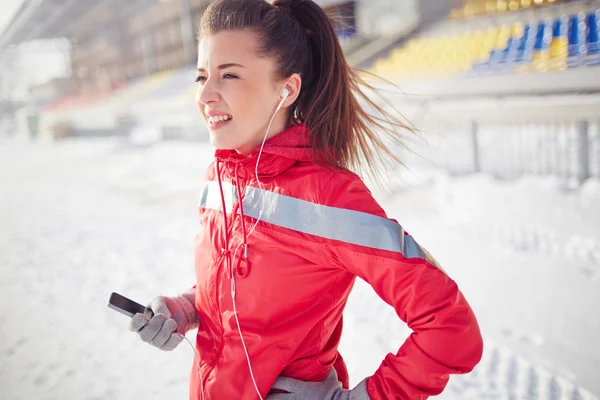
267, 368, 371, 400
128, 288, 199, 351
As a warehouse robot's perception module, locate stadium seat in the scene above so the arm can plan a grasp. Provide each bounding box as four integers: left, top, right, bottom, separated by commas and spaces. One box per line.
514, 23, 536, 64
529, 19, 553, 71
514, 22, 540, 72
450, 0, 562, 19
548, 16, 568, 70
587, 9, 600, 65
505, 23, 527, 64
567, 12, 588, 68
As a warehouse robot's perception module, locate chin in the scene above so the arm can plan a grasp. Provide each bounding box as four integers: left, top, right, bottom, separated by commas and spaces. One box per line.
207, 125, 256, 154
210, 139, 232, 150
209, 134, 241, 151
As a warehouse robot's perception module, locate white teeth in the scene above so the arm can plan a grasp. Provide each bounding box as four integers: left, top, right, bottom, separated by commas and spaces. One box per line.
208, 115, 231, 123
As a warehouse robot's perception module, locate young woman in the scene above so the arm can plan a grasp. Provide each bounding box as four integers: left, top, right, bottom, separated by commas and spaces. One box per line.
128, 0, 484, 399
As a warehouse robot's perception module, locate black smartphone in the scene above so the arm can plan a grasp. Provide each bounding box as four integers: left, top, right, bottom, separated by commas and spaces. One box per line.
108, 292, 154, 318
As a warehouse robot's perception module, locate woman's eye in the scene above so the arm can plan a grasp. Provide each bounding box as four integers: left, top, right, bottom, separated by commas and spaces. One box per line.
195, 74, 237, 83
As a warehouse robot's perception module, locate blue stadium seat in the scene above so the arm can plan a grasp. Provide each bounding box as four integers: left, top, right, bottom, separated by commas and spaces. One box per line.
488, 43, 509, 65
552, 17, 567, 41
548, 16, 568, 70
588, 10, 600, 52
567, 12, 587, 67
517, 22, 540, 64
533, 20, 552, 55
506, 24, 530, 64
586, 10, 600, 65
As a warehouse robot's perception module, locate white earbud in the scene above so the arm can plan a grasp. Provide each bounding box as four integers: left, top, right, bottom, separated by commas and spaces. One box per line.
275, 88, 289, 112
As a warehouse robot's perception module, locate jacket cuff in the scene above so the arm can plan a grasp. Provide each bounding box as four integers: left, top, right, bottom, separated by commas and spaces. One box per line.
350, 377, 372, 400
176, 287, 200, 331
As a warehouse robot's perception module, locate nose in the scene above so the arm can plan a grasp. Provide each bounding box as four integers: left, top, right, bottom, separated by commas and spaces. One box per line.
196, 79, 220, 106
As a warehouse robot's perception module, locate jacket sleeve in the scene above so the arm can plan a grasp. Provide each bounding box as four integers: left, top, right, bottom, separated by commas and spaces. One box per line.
320, 174, 484, 400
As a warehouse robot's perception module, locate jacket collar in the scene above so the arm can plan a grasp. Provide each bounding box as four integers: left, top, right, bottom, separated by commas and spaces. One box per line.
214, 124, 312, 178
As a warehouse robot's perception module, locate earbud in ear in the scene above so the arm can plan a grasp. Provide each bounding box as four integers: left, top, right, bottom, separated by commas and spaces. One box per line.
275, 87, 289, 112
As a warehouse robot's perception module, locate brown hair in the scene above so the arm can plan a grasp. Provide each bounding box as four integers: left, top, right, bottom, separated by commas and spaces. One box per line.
199, 0, 415, 181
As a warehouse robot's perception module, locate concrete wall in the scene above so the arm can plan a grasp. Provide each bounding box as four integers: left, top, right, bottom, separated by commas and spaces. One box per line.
355, 0, 419, 37
354, 0, 456, 38
417, 0, 454, 27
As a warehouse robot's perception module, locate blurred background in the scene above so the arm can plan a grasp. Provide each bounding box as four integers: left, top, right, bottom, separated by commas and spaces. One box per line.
1, 0, 599, 399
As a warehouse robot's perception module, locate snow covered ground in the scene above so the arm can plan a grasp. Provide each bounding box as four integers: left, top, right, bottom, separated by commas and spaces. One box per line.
1, 136, 599, 400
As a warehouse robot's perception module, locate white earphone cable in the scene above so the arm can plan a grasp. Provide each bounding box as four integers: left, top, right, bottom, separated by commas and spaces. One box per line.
229, 89, 289, 400
248, 89, 288, 239
184, 335, 205, 400
191, 89, 288, 400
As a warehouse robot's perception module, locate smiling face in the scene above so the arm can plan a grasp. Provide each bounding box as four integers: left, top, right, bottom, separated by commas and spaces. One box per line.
195, 30, 294, 155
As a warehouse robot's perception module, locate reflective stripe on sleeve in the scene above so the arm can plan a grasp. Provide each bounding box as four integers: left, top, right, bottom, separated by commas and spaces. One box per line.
198, 181, 437, 261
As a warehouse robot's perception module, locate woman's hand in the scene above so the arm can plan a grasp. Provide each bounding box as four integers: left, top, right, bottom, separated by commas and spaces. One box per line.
128, 288, 198, 351
267, 368, 371, 400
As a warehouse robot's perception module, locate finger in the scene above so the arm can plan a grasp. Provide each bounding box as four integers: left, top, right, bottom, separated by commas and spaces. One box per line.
270, 376, 304, 392
138, 313, 168, 343
160, 333, 184, 351
149, 318, 177, 348
148, 296, 171, 318
128, 312, 150, 332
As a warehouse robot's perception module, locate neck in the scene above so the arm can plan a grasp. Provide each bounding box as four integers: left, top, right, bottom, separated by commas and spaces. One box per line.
235, 112, 288, 156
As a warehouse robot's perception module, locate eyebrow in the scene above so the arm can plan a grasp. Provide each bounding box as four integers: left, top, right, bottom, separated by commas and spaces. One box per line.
196, 63, 246, 72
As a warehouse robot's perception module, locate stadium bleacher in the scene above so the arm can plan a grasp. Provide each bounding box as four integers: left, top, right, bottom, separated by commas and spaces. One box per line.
450, 0, 564, 19
371, 0, 600, 81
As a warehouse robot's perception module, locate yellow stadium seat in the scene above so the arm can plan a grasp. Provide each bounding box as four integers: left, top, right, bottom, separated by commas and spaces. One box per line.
486, 0, 498, 13
520, 0, 532, 8
548, 36, 568, 70
512, 22, 525, 37
496, 0, 509, 12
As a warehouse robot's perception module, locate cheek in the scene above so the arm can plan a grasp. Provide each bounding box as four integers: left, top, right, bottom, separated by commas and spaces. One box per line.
238, 89, 273, 120
226, 86, 254, 114
227, 93, 268, 130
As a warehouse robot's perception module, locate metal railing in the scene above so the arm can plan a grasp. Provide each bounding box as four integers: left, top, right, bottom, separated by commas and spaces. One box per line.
395, 91, 600, 185
407, 119, 600, 185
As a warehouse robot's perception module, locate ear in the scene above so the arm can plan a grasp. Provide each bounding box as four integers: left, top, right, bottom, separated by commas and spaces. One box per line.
280, 73, 302, 108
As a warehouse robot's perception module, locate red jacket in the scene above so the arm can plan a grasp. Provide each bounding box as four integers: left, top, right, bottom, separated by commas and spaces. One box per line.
191, 124, 483, 399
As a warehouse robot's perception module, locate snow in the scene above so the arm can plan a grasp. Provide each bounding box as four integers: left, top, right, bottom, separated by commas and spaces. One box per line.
1, 137, 598, 399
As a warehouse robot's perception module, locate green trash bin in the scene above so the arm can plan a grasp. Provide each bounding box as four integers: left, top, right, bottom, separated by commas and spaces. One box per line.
26, 114, 40, 139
